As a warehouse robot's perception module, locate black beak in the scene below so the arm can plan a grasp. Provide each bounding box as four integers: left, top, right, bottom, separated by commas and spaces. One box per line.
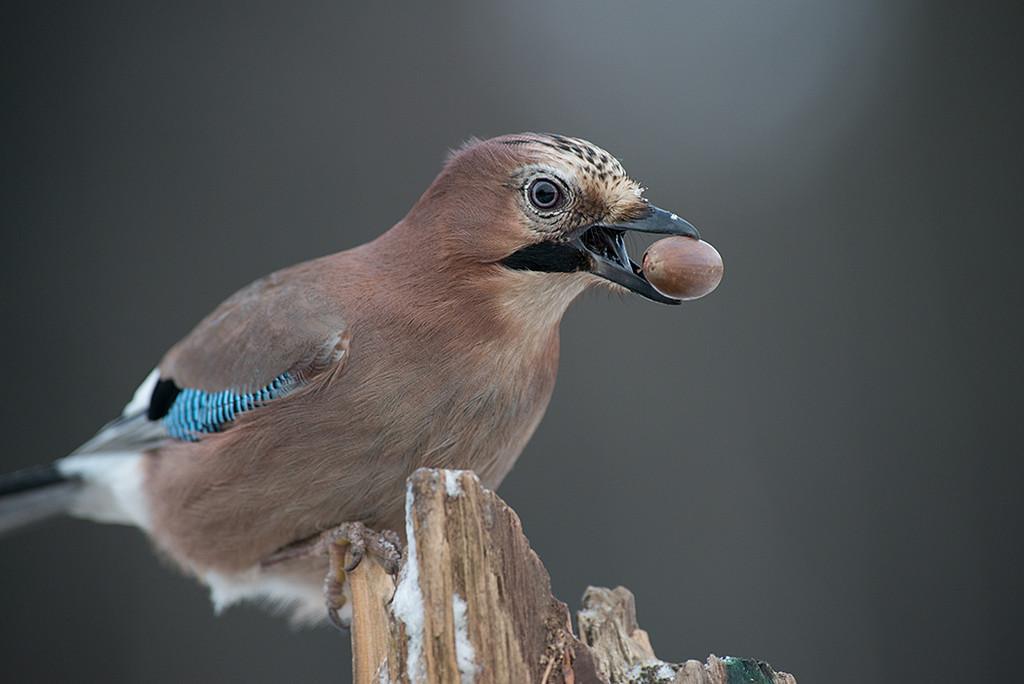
500, 204, 700, 305
600, 205, 700, 240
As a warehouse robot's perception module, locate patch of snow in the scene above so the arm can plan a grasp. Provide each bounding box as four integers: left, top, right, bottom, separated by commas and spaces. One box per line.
444, 470, 466, 497
626, 660, 677, 683
654, 662, 675, 680
452, 593, 478, 683
391, 484, 425, 682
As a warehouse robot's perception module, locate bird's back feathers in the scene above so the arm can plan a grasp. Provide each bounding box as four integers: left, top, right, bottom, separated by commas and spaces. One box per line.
159, 256, 352, 392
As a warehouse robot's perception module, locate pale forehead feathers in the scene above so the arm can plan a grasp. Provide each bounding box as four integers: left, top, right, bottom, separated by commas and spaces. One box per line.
501, 134, 630, 182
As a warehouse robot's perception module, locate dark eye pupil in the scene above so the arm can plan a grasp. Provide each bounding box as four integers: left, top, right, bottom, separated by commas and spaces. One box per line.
529, 179, 560, 209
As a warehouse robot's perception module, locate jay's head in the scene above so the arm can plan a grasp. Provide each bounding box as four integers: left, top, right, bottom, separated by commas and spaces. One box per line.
405, 133, 700, 306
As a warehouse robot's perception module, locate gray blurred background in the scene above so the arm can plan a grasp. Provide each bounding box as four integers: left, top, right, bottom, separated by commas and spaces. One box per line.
2, 2, 1021, 682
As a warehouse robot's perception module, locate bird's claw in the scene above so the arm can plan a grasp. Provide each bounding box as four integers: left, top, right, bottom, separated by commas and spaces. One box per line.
325, 522, 402, 574
322, 522, 402, 631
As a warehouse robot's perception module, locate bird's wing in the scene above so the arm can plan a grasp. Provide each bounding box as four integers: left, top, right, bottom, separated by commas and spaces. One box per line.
75, 265, 350, 453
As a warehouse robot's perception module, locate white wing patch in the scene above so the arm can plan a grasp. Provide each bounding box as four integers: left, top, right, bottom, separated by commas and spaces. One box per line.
53, 369, 163, 529
123, 368, 159, 416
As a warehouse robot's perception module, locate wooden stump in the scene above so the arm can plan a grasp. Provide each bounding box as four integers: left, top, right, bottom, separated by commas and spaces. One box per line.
348, 469, 795, 684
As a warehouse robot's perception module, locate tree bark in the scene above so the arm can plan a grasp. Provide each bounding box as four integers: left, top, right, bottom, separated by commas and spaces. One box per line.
347, 469, 795, 684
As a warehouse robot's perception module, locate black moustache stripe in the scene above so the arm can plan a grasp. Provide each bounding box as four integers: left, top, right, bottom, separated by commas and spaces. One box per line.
500, 242, 588, 273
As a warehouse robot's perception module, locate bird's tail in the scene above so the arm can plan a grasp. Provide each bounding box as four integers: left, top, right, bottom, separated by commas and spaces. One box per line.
1, 398, 160, 538
0, 464, 81, 535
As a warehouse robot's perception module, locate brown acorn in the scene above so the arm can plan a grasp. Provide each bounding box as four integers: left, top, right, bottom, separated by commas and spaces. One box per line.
641, 237, 724, 301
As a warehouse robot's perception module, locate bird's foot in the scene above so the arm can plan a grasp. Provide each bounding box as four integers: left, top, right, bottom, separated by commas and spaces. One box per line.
327, 522, 403, 575
322, 522, 403, 630
260, 521, 402, 630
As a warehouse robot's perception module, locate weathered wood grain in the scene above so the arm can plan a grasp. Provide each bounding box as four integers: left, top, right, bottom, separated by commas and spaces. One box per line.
578, 586, 796, 684
347, 469, 794, 684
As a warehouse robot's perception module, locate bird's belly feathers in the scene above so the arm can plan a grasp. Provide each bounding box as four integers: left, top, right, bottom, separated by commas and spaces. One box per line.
140, 338, 559, 580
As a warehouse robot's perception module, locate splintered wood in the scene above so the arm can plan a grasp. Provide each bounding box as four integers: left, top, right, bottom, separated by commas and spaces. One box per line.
346, 469, 795, 684
577, 586, 796, 684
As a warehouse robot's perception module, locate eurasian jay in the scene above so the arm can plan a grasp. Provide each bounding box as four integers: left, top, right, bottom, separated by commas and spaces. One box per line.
0, 133, 703, 625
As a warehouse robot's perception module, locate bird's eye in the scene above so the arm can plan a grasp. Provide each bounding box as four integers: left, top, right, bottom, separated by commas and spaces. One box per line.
527, 178, 562, 210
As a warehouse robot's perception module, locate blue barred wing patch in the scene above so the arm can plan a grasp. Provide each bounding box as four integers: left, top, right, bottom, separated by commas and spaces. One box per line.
163, 372, 295, 441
